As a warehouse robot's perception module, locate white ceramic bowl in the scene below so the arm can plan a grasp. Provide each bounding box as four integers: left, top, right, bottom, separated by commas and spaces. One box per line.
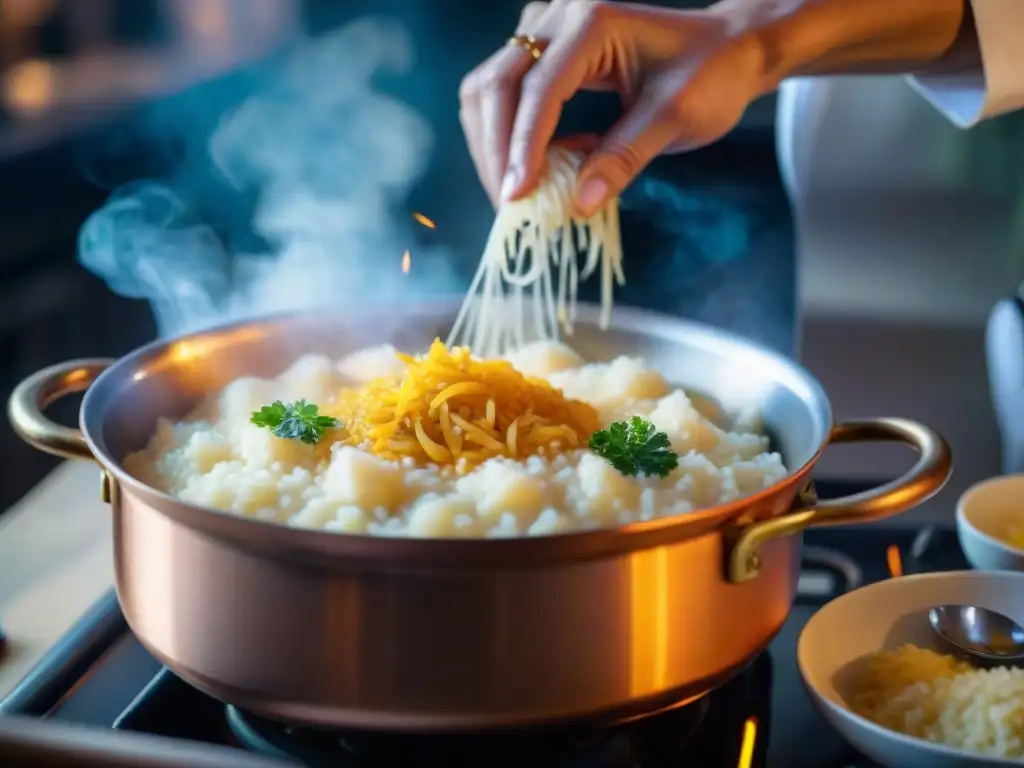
957, 475, 1024, 572
798, 570, 1024, 768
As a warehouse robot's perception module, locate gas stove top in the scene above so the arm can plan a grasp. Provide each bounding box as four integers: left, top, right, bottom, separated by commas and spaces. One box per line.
0, 481, 969, 768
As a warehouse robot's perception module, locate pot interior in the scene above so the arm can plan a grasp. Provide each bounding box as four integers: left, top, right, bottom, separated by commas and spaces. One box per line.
82, 301, 832, 477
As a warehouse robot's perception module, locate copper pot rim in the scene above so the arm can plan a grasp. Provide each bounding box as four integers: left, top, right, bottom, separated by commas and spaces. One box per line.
10, 304, 951, 574
80, 303, 835, 568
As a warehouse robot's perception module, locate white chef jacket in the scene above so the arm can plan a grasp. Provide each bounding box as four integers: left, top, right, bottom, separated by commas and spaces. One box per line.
911, 0, 1024, 126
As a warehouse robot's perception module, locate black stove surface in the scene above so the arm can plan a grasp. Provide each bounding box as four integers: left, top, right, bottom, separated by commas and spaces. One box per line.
0, 481, 969, 768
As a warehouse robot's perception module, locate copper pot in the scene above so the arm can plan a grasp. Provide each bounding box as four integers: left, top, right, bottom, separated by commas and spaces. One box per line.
7, 302, 951, 731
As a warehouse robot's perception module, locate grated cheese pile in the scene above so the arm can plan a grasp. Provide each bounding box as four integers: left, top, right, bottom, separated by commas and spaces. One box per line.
851, 644, 1024, 758
325, 339, 600, 471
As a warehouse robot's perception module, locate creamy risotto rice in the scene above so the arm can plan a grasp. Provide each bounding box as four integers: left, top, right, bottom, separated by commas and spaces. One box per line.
123, 341, 788, 537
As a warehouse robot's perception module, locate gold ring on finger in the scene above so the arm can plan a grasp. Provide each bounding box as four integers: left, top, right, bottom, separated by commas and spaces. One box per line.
507, 34, 545, 61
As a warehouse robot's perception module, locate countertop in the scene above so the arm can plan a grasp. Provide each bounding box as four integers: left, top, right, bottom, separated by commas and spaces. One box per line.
0, 461, 112, 699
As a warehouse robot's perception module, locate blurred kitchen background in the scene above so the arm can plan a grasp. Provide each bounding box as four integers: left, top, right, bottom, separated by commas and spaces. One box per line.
1, 0, 1022, 523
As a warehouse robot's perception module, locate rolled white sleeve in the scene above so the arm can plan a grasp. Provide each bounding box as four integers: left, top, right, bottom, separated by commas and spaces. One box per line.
909, 0, 1024, 128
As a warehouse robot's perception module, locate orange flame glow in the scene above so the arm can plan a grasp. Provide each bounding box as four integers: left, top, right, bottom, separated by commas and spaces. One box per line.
4, 59, 56, 116
886, 545, 903, 578
412, 212, 436, 229
401, 250, 411, 274
737, 716, 758, 768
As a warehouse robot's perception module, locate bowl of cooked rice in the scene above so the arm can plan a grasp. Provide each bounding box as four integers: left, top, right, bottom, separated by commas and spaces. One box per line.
799, 570, 1024, 767
957, 475, 1024, 573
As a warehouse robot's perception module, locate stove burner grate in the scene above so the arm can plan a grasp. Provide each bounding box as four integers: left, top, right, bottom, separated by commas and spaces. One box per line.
226, 696, 711, 768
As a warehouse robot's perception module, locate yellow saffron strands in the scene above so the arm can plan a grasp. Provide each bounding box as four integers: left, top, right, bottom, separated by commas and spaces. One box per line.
327, 340, 599, 470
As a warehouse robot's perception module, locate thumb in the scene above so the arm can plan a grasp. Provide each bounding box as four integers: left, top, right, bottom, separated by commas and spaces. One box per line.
573, 97, 686, 217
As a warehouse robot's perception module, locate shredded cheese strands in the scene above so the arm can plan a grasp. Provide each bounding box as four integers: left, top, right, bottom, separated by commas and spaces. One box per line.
327, 340, 600, 471
447, 147, 625, 358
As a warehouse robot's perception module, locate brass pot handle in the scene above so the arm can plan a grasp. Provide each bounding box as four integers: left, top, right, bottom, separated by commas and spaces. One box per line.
728, 417, 952, 583
7, 359, 114, 461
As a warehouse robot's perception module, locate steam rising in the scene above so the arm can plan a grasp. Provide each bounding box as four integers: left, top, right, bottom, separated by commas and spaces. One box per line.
79, 19, 459, 339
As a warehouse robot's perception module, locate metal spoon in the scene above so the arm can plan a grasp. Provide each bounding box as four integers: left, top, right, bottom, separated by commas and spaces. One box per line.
928, 604, 1024, 665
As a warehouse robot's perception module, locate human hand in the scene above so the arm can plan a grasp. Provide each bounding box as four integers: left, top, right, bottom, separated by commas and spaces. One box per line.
458, 0, 768, 215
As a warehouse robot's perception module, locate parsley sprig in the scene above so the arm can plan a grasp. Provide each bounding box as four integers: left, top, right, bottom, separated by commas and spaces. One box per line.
250, 400, 341, 446
588, 416, 679, 478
